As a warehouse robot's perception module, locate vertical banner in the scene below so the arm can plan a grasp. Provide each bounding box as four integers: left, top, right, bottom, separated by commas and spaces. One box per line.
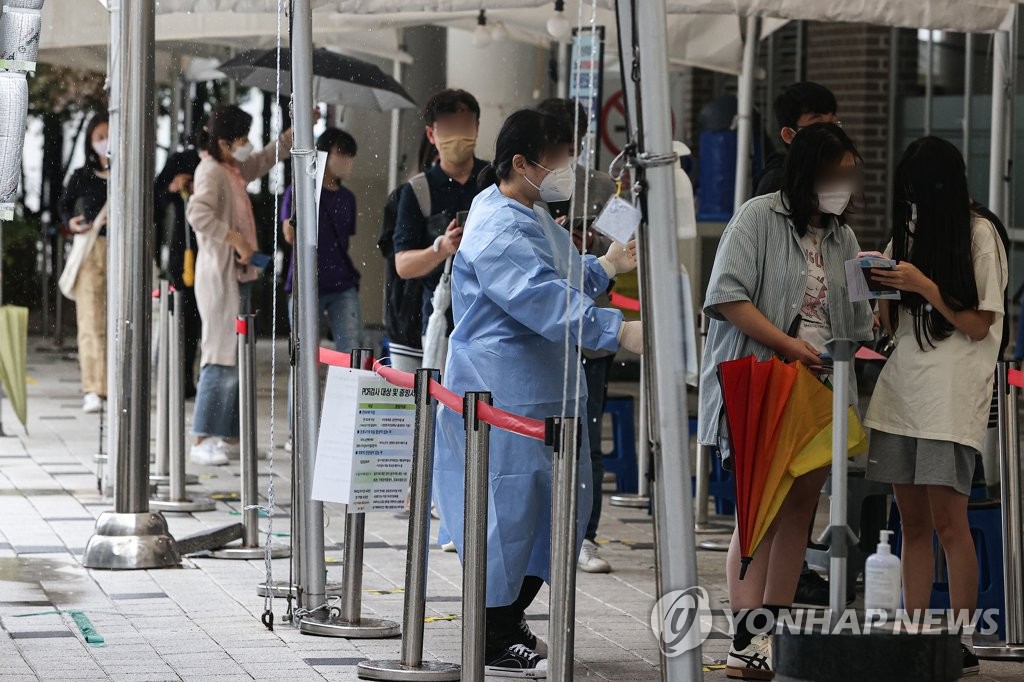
312, 367, 416, 512
569, 26, 605, 170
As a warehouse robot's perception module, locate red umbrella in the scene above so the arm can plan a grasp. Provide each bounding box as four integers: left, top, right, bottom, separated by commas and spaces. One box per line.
718, 356, 798, 579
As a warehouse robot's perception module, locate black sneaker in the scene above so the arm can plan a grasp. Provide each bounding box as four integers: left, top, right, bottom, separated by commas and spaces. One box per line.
793, 568, 829, 607
485, 642, 548, 678
961, 644, 980, 677
516, 615, 548, 658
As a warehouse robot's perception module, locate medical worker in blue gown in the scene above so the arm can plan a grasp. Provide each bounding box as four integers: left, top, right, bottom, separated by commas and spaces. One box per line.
433, 108, 644, 677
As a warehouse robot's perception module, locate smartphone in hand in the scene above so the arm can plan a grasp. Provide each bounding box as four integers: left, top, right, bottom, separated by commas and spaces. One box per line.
250, 252, 273, 270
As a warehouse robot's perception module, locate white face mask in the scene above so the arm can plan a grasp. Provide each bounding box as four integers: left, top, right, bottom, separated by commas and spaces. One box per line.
526, 161, 575, 202
232, 141, 254, 162
92, 139, 109, 158
817, 189, 851, 215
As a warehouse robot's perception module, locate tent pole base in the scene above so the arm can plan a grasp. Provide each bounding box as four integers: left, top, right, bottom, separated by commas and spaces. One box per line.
82, 511, 181, 569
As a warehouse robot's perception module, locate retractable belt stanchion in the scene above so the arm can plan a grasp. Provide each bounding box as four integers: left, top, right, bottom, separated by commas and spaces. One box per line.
975, 362, 1024, 660
547, 416, 581, 681
208, 313, 288, 559
151, 288, 214, 513
151, 281, 170, 485
694, 314, 732, 548
300, 348, 399, 637
462, 392, 491, 681
357, 369, 461, 680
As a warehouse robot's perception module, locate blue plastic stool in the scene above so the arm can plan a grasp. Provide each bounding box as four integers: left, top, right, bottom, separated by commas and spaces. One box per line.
602, 396, 638, 493
888, 498, 1005, 640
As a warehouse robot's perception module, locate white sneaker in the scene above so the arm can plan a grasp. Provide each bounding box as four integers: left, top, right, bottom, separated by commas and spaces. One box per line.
221, 440, 240, 459
578, 539, 612, 573
83, 392, 103, 414
190, 438, 229, 466
726, 633, 773, 680
441, 540, 457, 552
283, 438, 293, 453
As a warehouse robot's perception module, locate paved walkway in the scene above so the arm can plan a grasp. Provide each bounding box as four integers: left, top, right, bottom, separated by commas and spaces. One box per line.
0, 340, 1022, 680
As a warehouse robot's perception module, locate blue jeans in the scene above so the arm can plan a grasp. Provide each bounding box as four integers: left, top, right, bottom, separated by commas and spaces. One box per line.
192, 282, 252, 439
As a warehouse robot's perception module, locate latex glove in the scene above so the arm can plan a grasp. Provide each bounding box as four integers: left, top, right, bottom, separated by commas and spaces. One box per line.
599, 239, 638, 277
618, 321, 644, 354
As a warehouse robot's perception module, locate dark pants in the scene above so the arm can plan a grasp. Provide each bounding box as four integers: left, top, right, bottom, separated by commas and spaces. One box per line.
486, 575, 544, 652
181, 287, 201, 395
582, 354, 613, 541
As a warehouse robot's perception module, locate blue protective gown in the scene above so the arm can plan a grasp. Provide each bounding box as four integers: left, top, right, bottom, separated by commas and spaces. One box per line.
433, 184, 624, 608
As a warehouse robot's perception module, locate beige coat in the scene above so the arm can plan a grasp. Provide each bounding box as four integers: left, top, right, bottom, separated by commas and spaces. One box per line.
187, 140, 289, 367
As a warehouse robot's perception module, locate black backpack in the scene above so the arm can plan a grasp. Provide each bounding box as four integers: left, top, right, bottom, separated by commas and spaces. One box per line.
377, 179, 430, 349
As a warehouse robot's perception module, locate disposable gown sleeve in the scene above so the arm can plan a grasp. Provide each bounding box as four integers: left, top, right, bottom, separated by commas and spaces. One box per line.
475, 227, 624, 353
581, 254, 614, 299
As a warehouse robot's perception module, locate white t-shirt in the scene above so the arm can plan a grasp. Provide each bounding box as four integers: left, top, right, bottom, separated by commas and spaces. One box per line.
798, 226, 831, 353
864, 216, 1007, 451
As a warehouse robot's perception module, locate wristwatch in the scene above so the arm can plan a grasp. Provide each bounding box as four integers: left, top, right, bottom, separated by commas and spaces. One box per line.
432, 235, 444, 254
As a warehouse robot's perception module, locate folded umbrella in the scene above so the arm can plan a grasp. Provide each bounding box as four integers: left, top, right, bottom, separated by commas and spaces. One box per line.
219, 47, 417, 111
421, 257, 452, 373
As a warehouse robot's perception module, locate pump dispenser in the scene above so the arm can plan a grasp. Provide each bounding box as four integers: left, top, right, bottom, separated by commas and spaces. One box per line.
864, 529, 902, 618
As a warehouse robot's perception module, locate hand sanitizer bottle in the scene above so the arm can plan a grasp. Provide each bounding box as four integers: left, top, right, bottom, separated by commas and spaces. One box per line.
865, 529, 901, 618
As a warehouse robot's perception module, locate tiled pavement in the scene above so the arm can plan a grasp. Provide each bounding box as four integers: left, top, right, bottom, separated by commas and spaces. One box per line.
1, 340, 1023, 680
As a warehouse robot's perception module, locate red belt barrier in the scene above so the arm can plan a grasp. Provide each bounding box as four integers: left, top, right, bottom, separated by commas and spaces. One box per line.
1010, 368, 1023, 388
610, 292, 641, 312
318, 347, 546, 441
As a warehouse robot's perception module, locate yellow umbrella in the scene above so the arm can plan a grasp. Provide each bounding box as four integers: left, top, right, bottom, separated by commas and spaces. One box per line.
0, 305, 29, 431
749, 364, 867, 553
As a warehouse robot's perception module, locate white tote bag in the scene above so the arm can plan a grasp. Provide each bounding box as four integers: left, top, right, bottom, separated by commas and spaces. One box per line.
58, 203, 106, 300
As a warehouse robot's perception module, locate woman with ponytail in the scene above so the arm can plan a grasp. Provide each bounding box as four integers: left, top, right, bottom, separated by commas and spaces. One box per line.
432, 108, 642, 677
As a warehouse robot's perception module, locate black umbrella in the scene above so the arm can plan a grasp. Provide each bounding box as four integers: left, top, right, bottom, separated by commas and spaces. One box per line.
219, 47, 416, 112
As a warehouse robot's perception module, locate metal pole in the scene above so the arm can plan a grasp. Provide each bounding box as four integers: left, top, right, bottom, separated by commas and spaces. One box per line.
82, 0, 179, 570
734, 14, 759, 212
964, 33, 974, 162
794, 21, 805, 82
548, 416, 581, 682
462, 392, 491, 681
150, 289, 213, 513
387, 58, 402, 192
153, 282, 170, 482
885, 27, 899, 234
632, 0, 703, 678
209, 314, 288, 560
924, 30, 934, 137
610, 362, 651, 508
103, 0, 121, 495
989, 30, 1010, 220
823, 340, 855, 627
975, 363, 1024, 659
300, 348, 398, 637
357, 369, 460, 680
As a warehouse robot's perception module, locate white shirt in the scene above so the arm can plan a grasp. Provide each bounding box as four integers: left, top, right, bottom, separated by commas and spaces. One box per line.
798, 226, 831, 353
864, 216, 1007, 451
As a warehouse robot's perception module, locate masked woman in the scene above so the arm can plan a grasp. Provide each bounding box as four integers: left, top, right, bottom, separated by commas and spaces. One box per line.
186, 106, 291, 465
432, 109, 642, 678
698, 123, 873, 679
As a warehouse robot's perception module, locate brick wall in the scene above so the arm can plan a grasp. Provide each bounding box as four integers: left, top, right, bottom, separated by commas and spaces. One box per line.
805, 22, 894, 249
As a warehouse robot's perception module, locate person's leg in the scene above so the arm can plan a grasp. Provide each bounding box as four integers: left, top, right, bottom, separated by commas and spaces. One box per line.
928, 485, 977, 615
324, 288, 363, 354
192, 364, 240, 442
182, 288, 201, 397
73, 240, 108, 397
762, 466, 830, 606
582, 355, 611, 541
892, 483, 935, 612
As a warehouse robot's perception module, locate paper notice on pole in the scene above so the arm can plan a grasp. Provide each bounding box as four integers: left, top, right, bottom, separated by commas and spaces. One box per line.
592, 196, 642, 244
844, 255, 901, 302
311, 367, 416, 512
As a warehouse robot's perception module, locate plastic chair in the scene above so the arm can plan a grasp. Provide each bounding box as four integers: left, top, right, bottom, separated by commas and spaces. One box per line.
602, 396, 638, 494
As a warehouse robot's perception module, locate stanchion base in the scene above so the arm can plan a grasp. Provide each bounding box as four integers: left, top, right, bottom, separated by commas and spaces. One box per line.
208, 544, 290, 560
694, 521, 734, 535
972, 636, 1024, 661
300, 614, 401, 639
609, 494, 650, 508
257, 580, 344, 599
82, 511, 181, 569
357, 660, 461, 681
149, 496, 217, 514
149, 474, 200, 486
697, 538, 730, 552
